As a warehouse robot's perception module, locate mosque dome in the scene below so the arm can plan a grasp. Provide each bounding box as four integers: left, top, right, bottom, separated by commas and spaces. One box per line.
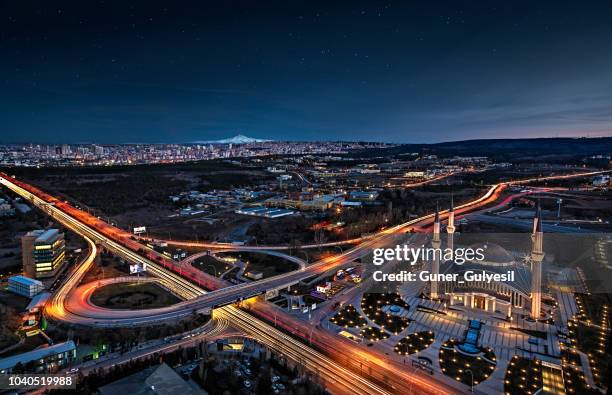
468, 243, 515, 266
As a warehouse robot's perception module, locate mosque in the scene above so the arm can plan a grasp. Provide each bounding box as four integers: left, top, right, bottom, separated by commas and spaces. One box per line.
428, 198, 545, 320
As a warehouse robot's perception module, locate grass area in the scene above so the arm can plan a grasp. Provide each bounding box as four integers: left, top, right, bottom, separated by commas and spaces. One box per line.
46, 313, 209, 347
0, 305, 21, 351
0, 329, 19, 352
90, 281, 180, 310
49, 173, 188, 215
567, 317, 610, 390
417, 304, 447, 315
82, 253, 130, 283
360, 326, 390, 342
504, 356, 542, 395
439, 339, 496, 387
218, 251, 298, 278
569, 293, 610, 390
0, 292, 28, 351
360, 293, 410, 335
224, 267, 241, 282
376, 312, 410, 335
394, 331, 435, 355
191, 255, 233, 277
575, 293, 609, 325
560, 347, 600, 394
9, 160, 272, 212
330, 304, 367, 328
0, 334, 47, 357
302, 294, 325, 305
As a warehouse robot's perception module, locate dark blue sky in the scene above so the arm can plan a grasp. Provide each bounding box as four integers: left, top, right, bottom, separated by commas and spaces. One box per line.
1, 1, 612, 143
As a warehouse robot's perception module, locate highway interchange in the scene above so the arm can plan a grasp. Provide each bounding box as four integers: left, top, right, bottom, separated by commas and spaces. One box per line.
0, 169, 609, 394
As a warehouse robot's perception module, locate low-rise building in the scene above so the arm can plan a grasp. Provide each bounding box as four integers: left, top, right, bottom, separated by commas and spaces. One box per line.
349, 191, 379, 201
315, 282, 332, 293
235, 206, 295, 218
404, 171, 425, 178
264, 197, 331, 211
0, 341, 76, 374
0, 198, 15, 217
8, 275, 44, 298
25, 291, 51, 312
593, 175, 610, 186
244, 270, 263, 280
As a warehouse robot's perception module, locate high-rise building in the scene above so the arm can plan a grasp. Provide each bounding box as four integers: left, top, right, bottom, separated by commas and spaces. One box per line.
22, 229, 66, 279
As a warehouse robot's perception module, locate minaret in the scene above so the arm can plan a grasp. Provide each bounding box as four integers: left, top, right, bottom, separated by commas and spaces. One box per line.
530, 207, 544, 320
446, 194, 456, 256
430, 202, 441, 299
532, 199, 541, 236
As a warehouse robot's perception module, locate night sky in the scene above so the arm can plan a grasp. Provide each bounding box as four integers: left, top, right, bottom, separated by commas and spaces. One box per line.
2, 1, 612, 144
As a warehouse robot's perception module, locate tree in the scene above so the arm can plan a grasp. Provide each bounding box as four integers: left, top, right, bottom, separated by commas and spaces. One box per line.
12, 362, 25, 374
313, 228, 327, 250
256, 367, 272, 394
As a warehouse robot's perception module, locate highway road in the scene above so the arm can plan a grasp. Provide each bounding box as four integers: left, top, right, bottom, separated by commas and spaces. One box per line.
0, 173, 434, 393
0, 173, 494, 325
74, 315, 232, 376
466, 213, 600, 233
181, 247, 308, 270
215, 304, 447, 395
2, 170, 610, 327
238, 299, 457, 395
69, 230, 451, 394
1, 170, 609, 394
154, 236, 366, 251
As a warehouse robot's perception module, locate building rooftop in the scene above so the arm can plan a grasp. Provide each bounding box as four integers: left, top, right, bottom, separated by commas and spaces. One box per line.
25, 229, 45, 238
235, 206, 294, 218
26, 291, 51, 311
35, 229, 61, 243
0, 341, 75, 371
98, 363, 197, 395
8, 275, 43, 287
25, 228, 62, 243
468, 243, 515, 266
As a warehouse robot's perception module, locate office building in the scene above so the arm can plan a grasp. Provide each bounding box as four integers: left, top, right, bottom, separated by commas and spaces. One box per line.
22, 229, 66, 279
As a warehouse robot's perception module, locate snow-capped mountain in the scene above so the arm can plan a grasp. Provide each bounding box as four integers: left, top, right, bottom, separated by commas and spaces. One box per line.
193, 134, 271, 144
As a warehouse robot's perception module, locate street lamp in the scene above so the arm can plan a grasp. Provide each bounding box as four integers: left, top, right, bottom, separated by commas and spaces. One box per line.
465, 368, 474, 392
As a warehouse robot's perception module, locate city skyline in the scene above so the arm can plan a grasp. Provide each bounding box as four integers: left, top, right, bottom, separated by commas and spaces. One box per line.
2, 1, 612, 143
2, 133, 612, 146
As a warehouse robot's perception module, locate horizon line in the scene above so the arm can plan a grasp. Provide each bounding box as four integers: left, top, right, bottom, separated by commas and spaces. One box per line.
0, 135, 610, 146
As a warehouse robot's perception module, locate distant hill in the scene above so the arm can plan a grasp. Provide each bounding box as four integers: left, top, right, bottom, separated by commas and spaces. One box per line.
193, 134, 271, 144
349, 137, 612, 163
